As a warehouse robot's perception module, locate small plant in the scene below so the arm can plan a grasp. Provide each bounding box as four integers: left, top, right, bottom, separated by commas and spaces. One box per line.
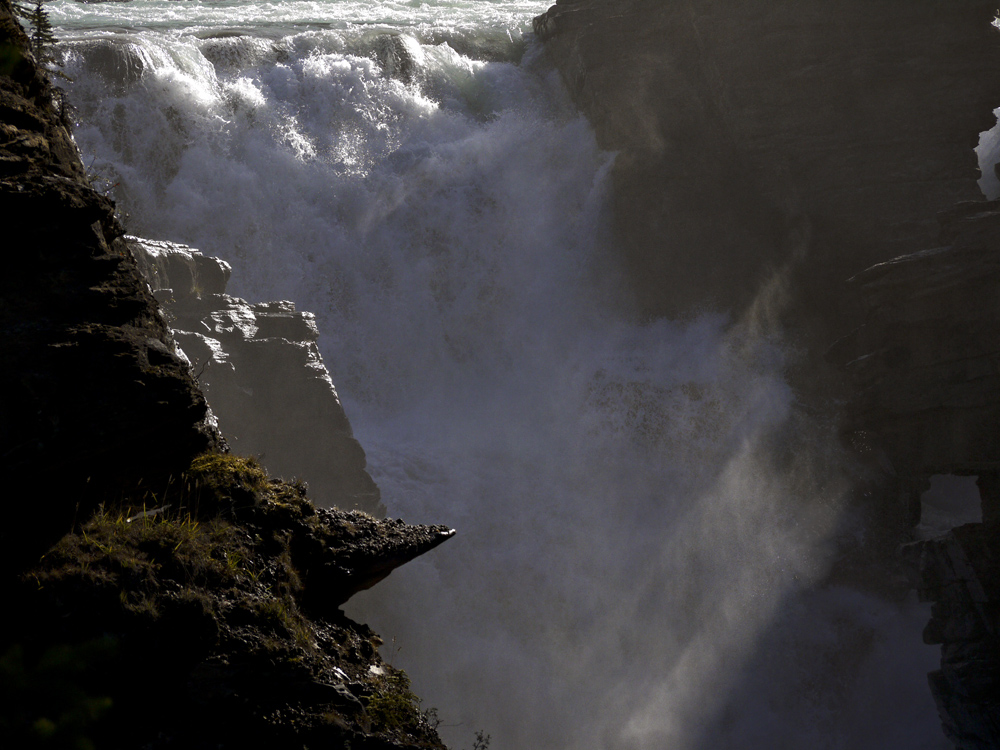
365, 669, 422, 732
421, 706, 442, 730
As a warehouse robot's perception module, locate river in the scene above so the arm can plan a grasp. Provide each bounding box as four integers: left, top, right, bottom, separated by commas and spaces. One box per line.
49, 2, 947, 747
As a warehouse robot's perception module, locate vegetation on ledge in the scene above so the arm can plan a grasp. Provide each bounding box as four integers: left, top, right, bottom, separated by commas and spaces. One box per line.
0, 452, 450, 750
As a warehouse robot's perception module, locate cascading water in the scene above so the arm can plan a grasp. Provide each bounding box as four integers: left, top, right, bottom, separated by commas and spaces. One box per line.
50, 1, 947, 747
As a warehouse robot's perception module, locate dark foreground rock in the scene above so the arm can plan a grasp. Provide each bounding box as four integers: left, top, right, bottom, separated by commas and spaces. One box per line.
0, 0, 221, 569
535, 0, 1000, 325
130, 236, 384, 516
0, 1, 454, 747
1, 454, 452, 750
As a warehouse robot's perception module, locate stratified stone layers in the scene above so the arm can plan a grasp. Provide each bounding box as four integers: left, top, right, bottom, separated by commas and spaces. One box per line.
833, 203, 1000, 749
831, 201, 1000, 484
535, 0, 1000, 320
129, 237, 384, 516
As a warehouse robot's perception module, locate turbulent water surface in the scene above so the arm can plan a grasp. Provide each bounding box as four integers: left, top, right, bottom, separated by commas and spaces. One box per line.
50, 1, 947, 748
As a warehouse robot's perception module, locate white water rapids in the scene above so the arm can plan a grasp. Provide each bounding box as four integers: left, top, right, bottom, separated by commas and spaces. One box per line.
49, 1, 947, 747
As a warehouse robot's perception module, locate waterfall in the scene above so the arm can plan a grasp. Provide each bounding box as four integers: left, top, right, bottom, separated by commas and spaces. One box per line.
53, 1, 947, 747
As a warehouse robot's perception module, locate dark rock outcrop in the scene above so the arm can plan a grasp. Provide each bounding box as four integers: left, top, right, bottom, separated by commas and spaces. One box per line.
129, 236, 384, 516
829, 201, 1000, 488
831, 205, 1000, 748
1, 3, 453, 748
904, 524, 1000, 749
3, 455, 452, 750
535, 0, 1000, 323
0, 1, 221, 569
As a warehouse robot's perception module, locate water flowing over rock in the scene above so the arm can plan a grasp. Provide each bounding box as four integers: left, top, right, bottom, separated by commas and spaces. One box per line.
128, 236, 385, 516
535, 0, 1000, 323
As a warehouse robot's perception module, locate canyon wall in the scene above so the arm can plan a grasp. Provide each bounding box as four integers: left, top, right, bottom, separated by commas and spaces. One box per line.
535, 0, 1000, 325
536, 3, 1000, 746
833, 204, 1000, 750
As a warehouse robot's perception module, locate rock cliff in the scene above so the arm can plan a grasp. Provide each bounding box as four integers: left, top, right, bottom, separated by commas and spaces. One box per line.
831, 204, 1000, 750
537, 2, 1000, 746
829, 201, 1000, 494
0, 1, 451, 746
129, 236, 384, 516
0, 0, 221, 568
535, 0, 1000, 324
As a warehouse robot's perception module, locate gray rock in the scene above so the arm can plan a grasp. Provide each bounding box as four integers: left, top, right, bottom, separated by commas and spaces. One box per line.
128, 236, 384, 516
905, 525, 1000, 749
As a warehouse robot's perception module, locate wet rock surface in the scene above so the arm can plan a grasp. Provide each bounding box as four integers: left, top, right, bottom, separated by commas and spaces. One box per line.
832, 204, 1000, 746
829, 201, 1000, 484
535, 0, 1000, 324
129, 236, 385, 516
903, 524, 1000, 749
537, 2, 1000, 745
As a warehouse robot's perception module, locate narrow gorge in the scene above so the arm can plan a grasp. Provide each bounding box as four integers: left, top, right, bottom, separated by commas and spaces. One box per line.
1, 1, 998, 749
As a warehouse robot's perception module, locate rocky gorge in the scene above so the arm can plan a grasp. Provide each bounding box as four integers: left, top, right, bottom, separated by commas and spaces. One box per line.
2, 0, 999, 747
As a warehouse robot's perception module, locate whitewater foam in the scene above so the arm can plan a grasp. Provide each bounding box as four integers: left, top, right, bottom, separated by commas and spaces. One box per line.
52, 3, 947, 748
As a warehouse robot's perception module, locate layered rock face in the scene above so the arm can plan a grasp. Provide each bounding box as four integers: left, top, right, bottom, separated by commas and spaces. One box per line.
536, 2, 1000, 745
830, 201, 1000, 489
129, 237, 384, 516
0, 4, 221, 567
535, 0, 1000, 322
831, 204, 1000, 749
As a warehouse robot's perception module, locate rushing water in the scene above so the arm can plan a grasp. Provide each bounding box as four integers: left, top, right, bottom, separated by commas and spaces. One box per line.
49, 1, 947, 748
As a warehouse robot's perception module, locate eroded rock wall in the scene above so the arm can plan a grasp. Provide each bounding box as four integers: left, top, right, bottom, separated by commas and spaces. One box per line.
535, 0, 1000, 323
129, 236, 384, 516
829, 201, 1000, 485
831, 204, 1000, 749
